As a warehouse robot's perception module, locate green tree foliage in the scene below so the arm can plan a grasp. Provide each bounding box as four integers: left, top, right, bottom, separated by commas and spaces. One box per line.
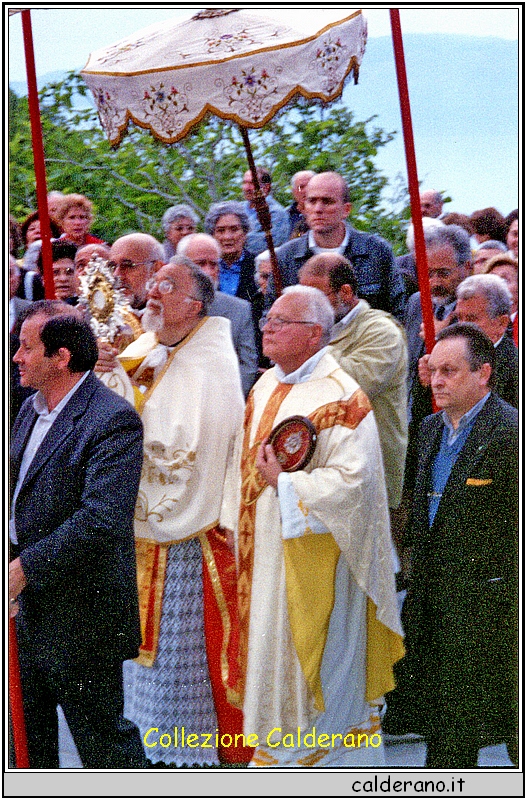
9, 72, 409, 251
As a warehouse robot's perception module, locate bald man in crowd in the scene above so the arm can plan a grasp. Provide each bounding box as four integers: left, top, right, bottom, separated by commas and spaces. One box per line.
74, 243, 111, 275
267, 172, 405, 321
420, 190, 444, 219
108, 233, 165, 315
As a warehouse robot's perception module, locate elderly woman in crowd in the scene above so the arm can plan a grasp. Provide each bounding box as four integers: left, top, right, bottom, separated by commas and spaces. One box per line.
54, 193, 106, 248
161, 204, 199, 260
204, 200, 258, 304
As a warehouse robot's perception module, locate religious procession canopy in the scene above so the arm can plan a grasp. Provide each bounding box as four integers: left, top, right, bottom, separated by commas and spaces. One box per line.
81, 7, 367, 146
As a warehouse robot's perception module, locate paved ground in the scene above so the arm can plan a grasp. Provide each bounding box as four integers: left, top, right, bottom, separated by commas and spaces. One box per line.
57, 706, 514, 769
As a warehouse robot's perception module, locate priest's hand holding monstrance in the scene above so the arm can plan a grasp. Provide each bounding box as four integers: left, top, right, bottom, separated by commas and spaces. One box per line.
77, 255, 140, 404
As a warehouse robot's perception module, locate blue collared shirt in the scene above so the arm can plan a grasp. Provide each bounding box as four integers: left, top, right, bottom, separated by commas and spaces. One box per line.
428, 392, 491, 526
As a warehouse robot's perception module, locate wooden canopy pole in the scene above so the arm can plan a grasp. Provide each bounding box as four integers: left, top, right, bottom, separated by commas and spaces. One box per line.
239, 125, 283, 297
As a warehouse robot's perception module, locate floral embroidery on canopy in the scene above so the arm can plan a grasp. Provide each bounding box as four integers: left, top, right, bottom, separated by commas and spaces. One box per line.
141, 83, 190, 137
223, 66, 281, 123
81, 9, 367, 146
313, 36, 351, 93
97, 34, 160, 67
92, 86, 122, 135
205, 28, 261, 55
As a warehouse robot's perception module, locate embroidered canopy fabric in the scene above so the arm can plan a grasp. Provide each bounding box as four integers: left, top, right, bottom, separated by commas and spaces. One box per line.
81, 7, 367, 145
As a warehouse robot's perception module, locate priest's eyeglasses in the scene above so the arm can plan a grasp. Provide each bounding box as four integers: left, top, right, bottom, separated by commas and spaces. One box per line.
259, 316, 317, 332
145, 277, 199, 301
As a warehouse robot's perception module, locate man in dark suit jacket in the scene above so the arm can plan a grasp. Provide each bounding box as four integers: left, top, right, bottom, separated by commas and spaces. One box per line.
264, 172, 405, 321
10, 303, 148, 769
383, 323, 518, 768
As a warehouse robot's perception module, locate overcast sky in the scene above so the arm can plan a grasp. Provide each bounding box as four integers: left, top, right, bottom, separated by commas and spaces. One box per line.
8, 5, 519, 82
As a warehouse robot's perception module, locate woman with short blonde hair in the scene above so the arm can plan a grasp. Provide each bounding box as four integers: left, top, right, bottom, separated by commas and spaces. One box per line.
55, 193, 106, 247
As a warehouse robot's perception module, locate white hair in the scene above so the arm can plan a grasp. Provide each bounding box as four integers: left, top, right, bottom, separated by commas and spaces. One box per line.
177, 232, 221, 257
456, 274, 512, 317
406, 217, 445, 252
255, 250, 271, 266
281, 285, 334, 344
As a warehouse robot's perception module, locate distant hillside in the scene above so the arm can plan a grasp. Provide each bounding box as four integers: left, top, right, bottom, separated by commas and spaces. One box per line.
346, 34, 518, 214
348, 34, 517, 138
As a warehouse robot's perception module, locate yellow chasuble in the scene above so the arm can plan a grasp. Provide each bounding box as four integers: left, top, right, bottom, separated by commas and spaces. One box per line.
222, 351, 404, 739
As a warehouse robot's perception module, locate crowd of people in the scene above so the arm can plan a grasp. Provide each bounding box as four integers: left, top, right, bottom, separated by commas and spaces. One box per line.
9, 171, 519, 770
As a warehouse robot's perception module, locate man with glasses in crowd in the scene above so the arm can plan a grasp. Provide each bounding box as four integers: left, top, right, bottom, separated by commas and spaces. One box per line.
107, 233, 166, 315
117, 257, 252, 768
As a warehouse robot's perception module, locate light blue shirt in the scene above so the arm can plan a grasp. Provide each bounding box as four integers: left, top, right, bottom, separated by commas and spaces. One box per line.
428, 392, 491, 526
441, 391, 491, 447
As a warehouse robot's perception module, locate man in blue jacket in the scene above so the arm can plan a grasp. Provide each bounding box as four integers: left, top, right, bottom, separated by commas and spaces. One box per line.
265, 171, 405, 321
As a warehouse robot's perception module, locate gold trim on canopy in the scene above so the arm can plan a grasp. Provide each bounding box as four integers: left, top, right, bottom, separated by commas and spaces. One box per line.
81, 9, 367, 147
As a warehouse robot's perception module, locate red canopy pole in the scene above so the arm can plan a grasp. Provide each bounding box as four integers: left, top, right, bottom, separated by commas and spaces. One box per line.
389, 9, 435, 356
21, 9, 55, 299
9, 617, 29, 768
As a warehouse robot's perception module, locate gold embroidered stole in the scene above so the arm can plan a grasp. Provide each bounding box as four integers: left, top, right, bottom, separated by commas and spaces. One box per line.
307, 388, 371, 432
236, 382, 293, 698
